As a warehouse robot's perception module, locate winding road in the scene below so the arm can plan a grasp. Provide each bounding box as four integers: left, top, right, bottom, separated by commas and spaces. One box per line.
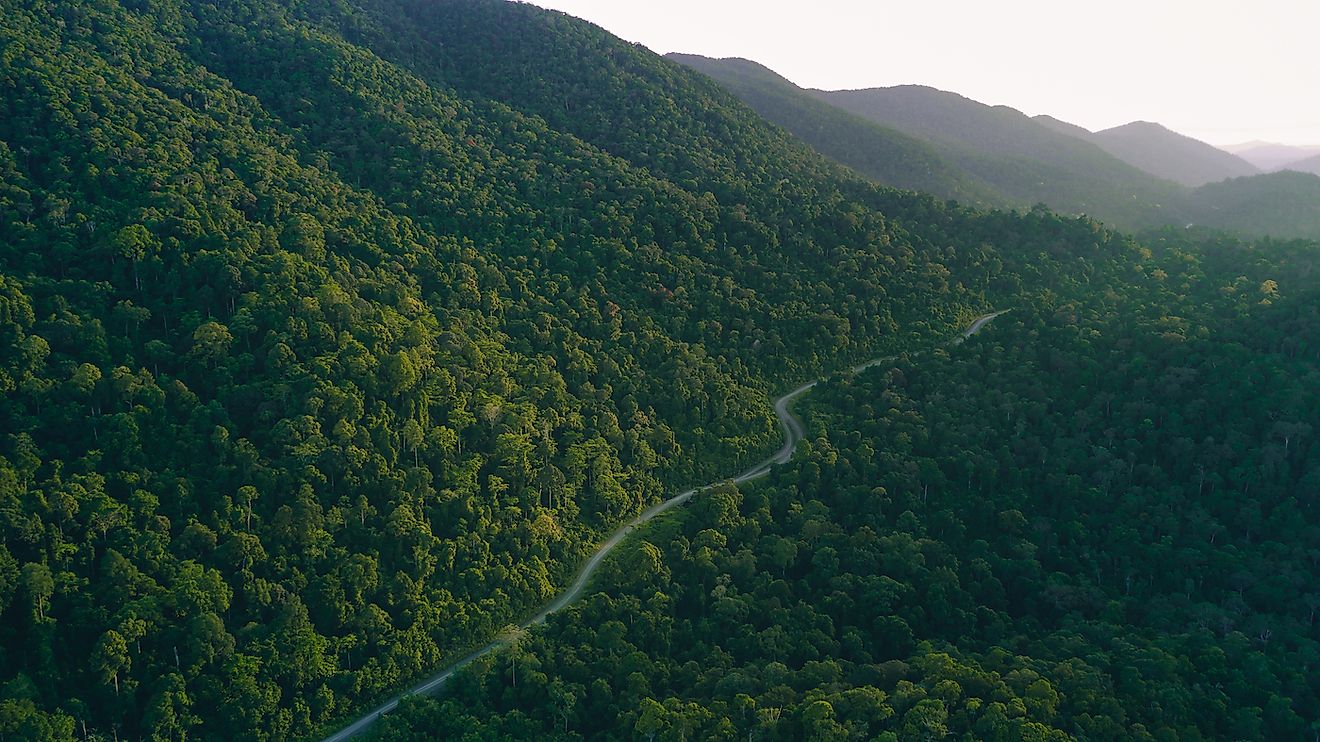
319, 310, 1006, 741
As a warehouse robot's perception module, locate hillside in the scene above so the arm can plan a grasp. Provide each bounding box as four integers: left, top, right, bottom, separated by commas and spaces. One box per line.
1090, 121, 1260, 186
810, 84, 1186, 232
370, 224, 1320, 741
3, 1, 1318, 740
673, 65, 1320, 239
664, 54, 1004, 207
1032, 113, 1094, 140
1186, 170, 1320, 237
1036, 116, 1262, 186
0, 0, 1096, 738
1280, 152, 1320, 176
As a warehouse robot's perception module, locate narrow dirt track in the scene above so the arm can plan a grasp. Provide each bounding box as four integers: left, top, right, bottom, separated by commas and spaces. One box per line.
319, 311, 1006, 741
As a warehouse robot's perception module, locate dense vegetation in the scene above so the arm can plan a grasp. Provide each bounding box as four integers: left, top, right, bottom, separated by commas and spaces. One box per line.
372, 229, 1320, 740
3, 1, 1316, 740
0, 0, 1055, 739
1185, 171, 1320, 238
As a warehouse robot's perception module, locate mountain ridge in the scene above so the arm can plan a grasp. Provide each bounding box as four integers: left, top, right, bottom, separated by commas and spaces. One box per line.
1088, 120, 1261, 186
671, 54, 1320, 238
1221, 140, 1320, 170
664, 53, 1005, 207
1281, 152, 1320, 175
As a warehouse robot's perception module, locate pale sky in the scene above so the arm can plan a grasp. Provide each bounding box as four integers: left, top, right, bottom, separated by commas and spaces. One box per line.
527, 0, 1320, 145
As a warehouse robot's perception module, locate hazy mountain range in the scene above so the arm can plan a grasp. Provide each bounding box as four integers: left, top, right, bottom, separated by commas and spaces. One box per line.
1039, 119, 1260, 186
669, 54, 1320, 239
1222, 141, 1320, 172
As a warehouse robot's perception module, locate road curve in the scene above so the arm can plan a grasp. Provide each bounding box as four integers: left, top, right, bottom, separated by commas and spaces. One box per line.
319, 311, 1006, 741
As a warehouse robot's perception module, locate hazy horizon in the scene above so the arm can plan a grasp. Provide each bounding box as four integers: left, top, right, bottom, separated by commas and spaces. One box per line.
527, 0, 1320, 147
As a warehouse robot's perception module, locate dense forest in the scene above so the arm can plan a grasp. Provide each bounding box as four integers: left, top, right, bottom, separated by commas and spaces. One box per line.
0, 0, 1069, 738
371, 231, 1320, 740
1, 1, 1317, 740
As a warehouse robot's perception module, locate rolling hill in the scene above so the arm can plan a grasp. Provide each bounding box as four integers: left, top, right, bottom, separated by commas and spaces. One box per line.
1089, 121, 1261, 186
672, 56, 1320, 239
1032, 113, 1095, 140
1186, 170, 1320, 237
0, 0, 1116, 738
1282, 153, 1320, 176
677, 61, 1187, 230
1222, 141, 1320, 171
1037, 115, 1262, 187
664, 54, 1005, 207
2, 2, 1317, 741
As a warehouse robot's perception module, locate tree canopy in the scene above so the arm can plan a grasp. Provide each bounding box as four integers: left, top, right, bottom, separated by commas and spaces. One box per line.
1, 1, 1315, 740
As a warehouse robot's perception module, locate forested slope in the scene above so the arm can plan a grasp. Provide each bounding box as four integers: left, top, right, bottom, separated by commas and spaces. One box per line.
809, 85, 1186, 230
0, 1, 1113, 739
1186, 171, 1320, 238
5, 1, 1316, 740
663, 54, 1003, 208
667, 56, 1320, 240
372, 225, 1320, 741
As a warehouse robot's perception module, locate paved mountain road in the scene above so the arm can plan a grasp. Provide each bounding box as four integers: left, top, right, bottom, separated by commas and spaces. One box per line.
319, 310, 1006, 741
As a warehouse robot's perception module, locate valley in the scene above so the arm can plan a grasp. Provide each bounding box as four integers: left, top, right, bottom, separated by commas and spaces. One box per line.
0, 1, 1315, 740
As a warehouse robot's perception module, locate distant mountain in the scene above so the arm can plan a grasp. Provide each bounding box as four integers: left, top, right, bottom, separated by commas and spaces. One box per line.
807, 84, 1185, 230
1035, 117, 1259, 186
1223, 141, 1320, 171
1088, 121, 1260, 186
815, 85, 1102, 162
666, 60, 1320, 239
664, 54, 1003, 207
1186, 170, 1320, 238
1282, 153, 1320, 176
